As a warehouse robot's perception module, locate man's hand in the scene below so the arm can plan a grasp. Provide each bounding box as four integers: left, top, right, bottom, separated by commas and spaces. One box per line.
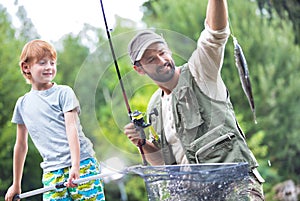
124, 122, 144, 146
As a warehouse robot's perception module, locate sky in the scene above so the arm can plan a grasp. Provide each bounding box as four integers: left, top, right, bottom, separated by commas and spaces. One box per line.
1, 0, 146, 41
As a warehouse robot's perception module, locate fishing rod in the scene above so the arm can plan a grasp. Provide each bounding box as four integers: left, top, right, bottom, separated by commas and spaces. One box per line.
12, 170, 124, 200
99, 0, 157, 166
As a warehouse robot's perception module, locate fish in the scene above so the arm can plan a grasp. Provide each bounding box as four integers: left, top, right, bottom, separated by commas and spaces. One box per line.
233, 36, 257, 124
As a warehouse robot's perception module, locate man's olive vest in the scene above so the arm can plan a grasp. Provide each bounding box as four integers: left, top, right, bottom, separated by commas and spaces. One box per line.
147, 64, 258, 170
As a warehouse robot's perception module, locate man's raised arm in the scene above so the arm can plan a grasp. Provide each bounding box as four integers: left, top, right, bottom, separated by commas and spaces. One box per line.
206, 0, 228, 30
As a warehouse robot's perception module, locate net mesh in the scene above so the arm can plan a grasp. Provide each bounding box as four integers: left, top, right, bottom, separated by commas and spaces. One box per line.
128, 162, 250, 201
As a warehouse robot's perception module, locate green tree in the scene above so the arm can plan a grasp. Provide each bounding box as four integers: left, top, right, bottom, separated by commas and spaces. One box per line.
15, 5, 39, 41
256, 0, 300, 44
56, 34, 90, 86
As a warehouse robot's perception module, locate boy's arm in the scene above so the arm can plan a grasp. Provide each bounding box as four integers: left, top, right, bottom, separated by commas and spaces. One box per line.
64, 109, 80, 187
5, 124, 28, 201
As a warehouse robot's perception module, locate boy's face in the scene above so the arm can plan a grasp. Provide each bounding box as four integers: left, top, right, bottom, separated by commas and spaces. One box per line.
23, 57, 57, 87
137, 42, 175, 83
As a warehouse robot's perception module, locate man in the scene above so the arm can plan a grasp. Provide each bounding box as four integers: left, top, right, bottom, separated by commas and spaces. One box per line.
124, 0, 265, 200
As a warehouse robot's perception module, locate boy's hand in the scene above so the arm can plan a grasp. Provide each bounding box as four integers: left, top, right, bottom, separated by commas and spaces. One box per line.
5, 185, 21, 201
66, 166, 79, 188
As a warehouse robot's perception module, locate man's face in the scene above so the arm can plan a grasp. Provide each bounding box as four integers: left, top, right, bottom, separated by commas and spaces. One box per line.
138, 42, 175, 83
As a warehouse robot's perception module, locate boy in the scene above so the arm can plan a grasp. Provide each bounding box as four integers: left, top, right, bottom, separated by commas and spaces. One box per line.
5, 39, 105, 201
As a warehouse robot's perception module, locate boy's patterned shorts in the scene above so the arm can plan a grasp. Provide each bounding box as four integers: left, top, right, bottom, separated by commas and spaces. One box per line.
42, 157, 105, 201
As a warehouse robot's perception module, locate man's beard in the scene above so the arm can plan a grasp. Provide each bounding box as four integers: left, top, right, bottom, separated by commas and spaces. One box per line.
147, 61, 175, 83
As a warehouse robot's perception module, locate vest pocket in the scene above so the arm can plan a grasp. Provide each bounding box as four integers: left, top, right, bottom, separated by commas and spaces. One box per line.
176, 87, 204, 130
192, 132, 235, 163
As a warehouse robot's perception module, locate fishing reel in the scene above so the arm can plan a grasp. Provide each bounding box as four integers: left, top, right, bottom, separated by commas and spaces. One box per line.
130, 108, 158, 141
129, 109, 158, 165
130, 108, 158, 128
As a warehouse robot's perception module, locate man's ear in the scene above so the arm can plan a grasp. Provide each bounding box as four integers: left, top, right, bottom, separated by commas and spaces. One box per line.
133, 65, 145, 75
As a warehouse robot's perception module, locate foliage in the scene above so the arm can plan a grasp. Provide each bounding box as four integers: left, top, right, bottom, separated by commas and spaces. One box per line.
143, 0, 205, 40
15, 5, 39, 41
256, 0, 300, 44
55, 35, 90, 86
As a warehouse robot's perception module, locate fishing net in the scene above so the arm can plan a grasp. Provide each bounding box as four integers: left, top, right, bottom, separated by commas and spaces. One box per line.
128, 162, 250, 201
